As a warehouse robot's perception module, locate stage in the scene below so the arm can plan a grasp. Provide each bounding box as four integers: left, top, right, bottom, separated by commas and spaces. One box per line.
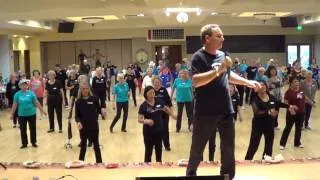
1, 160, 320, 180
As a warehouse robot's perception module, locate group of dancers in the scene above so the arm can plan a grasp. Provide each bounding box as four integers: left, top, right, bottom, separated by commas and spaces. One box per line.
2, 24, 319, 179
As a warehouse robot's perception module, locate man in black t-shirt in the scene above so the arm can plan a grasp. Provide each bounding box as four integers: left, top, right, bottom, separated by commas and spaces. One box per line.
79, 60, 91, 75
78, 49, 87, 66
186, 24, 260, 179
55, 64, 68, 107
245, 62, 258, 103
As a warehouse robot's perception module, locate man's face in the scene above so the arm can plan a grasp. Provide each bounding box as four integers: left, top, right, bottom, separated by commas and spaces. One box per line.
206, 27, 224, 49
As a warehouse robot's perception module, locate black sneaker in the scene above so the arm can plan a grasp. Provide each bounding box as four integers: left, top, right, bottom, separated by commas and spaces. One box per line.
32, 144, 38, 148
165, 147, 171, 151
47, 129, 54, 133
109, 127, 113, 133
59, 130, 62, 133
20, 145, 27, 149
121, 129, 127, 132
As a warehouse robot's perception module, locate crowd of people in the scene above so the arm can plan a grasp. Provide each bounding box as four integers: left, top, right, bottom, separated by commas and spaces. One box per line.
0, 24, 319, 179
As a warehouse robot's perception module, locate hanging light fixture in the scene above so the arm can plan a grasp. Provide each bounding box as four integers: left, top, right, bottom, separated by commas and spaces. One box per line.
176, 12, 189, 23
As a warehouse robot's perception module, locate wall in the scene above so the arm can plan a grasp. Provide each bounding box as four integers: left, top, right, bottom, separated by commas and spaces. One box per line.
41, 39, 133, 71
37, 26, 320, 70
0, 35, 11, 80
12, 37, 42, 74
314, 35, 320, 64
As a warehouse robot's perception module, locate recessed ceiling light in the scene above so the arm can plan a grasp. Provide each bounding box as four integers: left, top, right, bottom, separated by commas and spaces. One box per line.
25, 36, 30, 38
238, 12, 291, 17
196, 9, 202, 16
13, 35, 18, 37
66, 15, 119, 21
137, 13, 144, 17
211, 12, 218, 15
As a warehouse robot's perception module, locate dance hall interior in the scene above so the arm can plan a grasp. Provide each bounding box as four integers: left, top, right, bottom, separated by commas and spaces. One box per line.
0, 0, 320, 179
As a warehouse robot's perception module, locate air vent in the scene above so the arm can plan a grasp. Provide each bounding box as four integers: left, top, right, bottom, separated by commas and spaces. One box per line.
147, 29, 184, 42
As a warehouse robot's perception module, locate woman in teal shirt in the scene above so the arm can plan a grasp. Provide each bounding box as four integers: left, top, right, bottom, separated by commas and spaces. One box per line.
171, 70, 193, 132
110, 73, 130, 133
11, 79, 46, 149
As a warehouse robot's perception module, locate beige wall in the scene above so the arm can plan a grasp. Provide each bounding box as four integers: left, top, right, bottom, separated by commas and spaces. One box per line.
42, 39, 133, 71
12, 37, 42, 74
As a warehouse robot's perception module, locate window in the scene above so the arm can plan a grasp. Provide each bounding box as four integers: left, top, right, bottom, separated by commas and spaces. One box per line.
287, 44, 311, 69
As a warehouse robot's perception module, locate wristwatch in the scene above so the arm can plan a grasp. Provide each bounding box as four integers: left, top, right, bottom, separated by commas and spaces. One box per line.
211, 64, 220, 77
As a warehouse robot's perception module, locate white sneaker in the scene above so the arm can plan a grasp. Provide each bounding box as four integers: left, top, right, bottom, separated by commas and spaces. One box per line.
279, 146, 285, 150
295, 144, 304, 148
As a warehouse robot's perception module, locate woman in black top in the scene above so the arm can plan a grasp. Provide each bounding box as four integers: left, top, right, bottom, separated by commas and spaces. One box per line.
138, 86, 174, 162
6, 74, 20, 127
152, 76, 173, 151
92, 67, 107, 120
66, 70, 79, 105
245, 81, 295, 160
125, 66, 138, 106
134, 64, 143, 95
75, 82, 103, 163
45, 70, 65, 133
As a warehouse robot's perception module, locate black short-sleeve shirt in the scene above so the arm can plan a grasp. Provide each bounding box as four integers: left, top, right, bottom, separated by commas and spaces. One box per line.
46, 81, 62, 96
125, 74, 136, 87
246, 66, 258, 80
138, 98, 165, 134
154, 87, 172, 107
191, 48, 233, 116
67, 78, 79, 97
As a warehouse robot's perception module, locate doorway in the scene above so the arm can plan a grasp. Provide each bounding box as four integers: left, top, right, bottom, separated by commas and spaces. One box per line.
155, 45, 182, 70
24, 50, 31, 79
13, 50, 20, 73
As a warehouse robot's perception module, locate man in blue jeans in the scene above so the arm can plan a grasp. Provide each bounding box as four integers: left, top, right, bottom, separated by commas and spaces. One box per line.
186, 24, 260, 179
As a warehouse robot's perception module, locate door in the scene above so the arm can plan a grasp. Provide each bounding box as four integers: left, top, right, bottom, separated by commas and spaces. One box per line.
13, 50, 20, 72
154, 45, 182, 70
24, 50, 30, 79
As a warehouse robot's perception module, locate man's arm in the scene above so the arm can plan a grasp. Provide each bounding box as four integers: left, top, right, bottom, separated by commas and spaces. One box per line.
229, 71, 261, 91
192, 69, 221, 88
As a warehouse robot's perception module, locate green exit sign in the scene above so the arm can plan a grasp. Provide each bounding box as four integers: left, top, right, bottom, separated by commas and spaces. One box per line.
296, 25, 304, 31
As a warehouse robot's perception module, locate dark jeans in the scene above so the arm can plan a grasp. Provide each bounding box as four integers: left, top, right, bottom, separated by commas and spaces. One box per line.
47, 95, 63, 131
79, 128, 102, 163
245, 87, 251, 104
106, 81, 111, 101
176, 102, 193, 131
95, 92, 106, 118
37, 97, 43, 106
274, 106, 280, 128
304, 103, 313, 127
144, 132, 163, 162
245, 117, 275, 160
62, 87, 68, 106
95, 92, 106, 108
13, 107, 18, 125
162, 114, 170, 148
280, 112, 304, 147
129, 85, 137, 106
110, 102, 129, 130
19, 115, 37, 146
236, 85, 244, 106
186, 114, 235, 179
201, 129, 217, 162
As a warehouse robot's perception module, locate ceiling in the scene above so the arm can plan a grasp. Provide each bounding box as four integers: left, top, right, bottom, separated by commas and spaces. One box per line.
0, 0, 319, 34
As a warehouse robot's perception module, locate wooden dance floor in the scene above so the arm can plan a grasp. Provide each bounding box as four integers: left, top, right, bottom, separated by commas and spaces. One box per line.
0, 91, 320, 179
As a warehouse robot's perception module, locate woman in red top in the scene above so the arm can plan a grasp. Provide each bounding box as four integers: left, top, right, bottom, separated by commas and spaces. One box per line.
279, 77, 305, 150
30, 70, 45, 106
